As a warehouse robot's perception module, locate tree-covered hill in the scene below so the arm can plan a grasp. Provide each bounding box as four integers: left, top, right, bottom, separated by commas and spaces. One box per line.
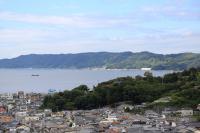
41, 68, 200, 112
0, 52, 200, 70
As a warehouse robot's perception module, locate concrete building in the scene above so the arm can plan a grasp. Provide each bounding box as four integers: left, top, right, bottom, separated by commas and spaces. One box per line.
0, 93, 13, 100
18, 91, 25, 99
25, 116, 40, 122
15, 112, 27, 121
177, 108, 193, 116
19, 105, 28, 112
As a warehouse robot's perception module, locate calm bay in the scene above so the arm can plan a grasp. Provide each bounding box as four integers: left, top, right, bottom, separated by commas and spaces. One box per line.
0, 69, 173, 93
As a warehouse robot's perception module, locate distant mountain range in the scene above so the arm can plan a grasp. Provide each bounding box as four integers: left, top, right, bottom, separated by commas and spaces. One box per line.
0, 52, 200, 70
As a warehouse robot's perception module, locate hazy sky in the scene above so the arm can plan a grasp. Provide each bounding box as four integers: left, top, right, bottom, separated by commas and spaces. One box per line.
0, 0, 200, 58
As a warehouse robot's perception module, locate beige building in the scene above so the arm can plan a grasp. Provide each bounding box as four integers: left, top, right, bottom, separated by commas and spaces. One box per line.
0, 115, 13, 123
25, 116, 40, 122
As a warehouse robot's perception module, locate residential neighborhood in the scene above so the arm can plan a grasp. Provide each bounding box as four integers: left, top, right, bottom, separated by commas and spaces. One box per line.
0, 91, 200, 133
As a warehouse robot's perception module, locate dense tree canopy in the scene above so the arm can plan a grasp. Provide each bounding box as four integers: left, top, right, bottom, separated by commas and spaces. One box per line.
41, 68, 200, 112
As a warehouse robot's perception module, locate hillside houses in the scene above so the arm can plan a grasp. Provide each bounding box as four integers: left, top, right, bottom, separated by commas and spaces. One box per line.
0, 91, 200, 133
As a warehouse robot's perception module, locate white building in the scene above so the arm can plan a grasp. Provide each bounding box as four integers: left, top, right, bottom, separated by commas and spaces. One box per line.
0, 93, 13, 100
107, 114, 118, 121
15, 112, 27, 121
26, 99, 31, 104
7, 104, 14, 111
177, 109, 193, 116
44, 109, 52, 117
25, 116, 40, 122
141, 68, 152, 71
19, 105, 28, 112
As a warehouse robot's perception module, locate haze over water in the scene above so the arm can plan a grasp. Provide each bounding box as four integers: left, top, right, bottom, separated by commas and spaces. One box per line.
0, 69, 172, 93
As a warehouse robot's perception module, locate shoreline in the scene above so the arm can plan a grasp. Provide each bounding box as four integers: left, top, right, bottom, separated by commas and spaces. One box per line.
0, 67, 175, 71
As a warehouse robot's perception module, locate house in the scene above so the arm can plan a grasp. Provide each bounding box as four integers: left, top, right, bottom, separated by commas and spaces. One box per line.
107, 114, 118, 121
107, 127, 121, 133
145, 110, 159, 118
15, 112, 27, 121
99, 113, 118, 124
0, 106, 6, 114
134, 103, 147, 109
25, 116, 40, 122
34, 113, 45, 118
177, 108, 193, 116
1, 120, 19, 132
18, 91, 25, 99
162, 108, 177, 115
117, 104, 134, 111
0, 93, 13, 100
51, 111, 64, 117
6, 99, 15, 104
26, 93, 41, 102
26, 99, 31, 104
0, 115, 13, 123
16, 125, 30, 132
74, 116, 86, 126
44, 109, 52, 117
197, 104, 200, 110
19, 105, 28, 112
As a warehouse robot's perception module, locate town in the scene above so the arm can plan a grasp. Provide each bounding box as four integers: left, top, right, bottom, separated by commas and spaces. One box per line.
0, 91, 200, 133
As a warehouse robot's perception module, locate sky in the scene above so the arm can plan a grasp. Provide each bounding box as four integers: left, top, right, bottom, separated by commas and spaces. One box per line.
0, 0, 200, 58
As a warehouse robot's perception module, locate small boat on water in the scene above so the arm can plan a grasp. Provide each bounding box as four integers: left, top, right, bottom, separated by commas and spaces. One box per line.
31, 74, 40, 77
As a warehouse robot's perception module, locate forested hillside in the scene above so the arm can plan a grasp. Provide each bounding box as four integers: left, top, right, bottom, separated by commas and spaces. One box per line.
0, 52, 200, 70
41, 68, 200, 111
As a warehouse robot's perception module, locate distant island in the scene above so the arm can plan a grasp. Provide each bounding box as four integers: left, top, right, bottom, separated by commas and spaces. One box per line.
0, 51, 200, 70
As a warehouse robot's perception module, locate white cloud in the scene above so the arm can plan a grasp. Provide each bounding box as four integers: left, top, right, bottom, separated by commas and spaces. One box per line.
141, 4, 200, 20
0, 29, 53, 44
0, 1, 199, 58
0, 11, 130, 28
0, 26, 199, 59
